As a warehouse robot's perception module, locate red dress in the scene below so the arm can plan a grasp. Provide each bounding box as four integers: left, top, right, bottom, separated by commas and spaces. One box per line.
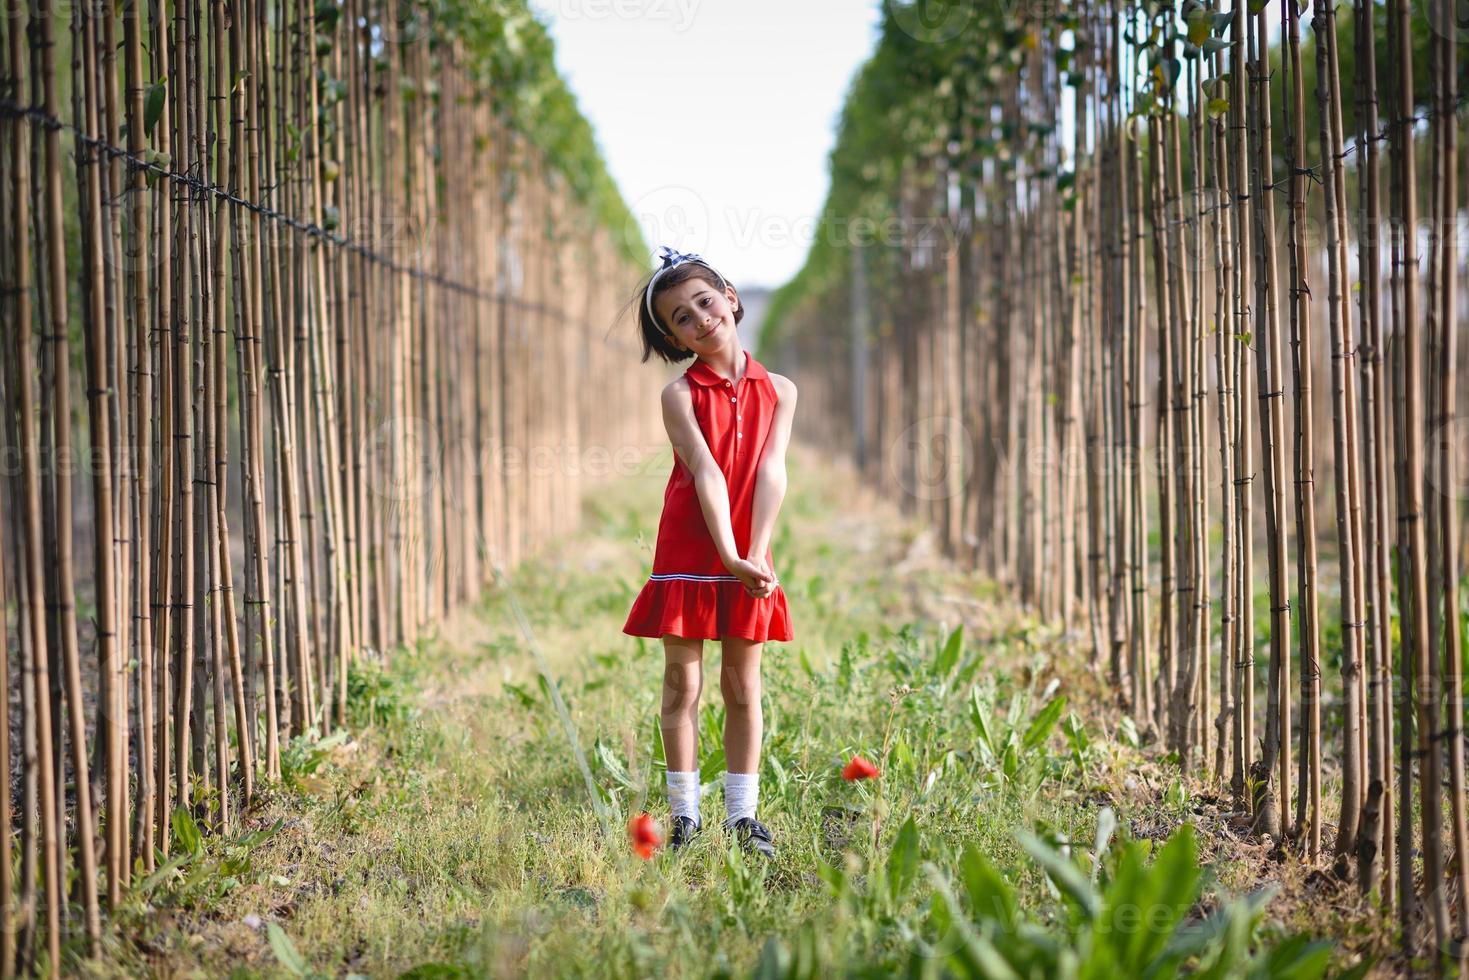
622, 350, 793, 643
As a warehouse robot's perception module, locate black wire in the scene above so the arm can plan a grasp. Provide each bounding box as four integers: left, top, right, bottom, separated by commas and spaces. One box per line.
1151, 92, 1469, 231
0, 96, 568, 312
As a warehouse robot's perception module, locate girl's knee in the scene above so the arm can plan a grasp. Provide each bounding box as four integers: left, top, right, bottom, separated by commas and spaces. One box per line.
662, 659, 703, 716
720, 666, 761, 709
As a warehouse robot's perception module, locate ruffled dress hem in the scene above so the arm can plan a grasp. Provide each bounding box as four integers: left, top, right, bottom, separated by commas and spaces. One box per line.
622, 577, 793, 643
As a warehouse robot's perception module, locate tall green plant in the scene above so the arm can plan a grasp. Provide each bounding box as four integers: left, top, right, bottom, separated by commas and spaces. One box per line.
920, 817, 1340, 979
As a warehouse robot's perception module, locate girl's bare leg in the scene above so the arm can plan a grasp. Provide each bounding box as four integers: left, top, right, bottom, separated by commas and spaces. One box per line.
661, 636, 704, 772
720, 637, 763, 773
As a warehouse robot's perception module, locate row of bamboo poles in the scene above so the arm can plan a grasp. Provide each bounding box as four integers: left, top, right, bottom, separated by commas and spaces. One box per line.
771, 0, 1467, 970
0, 0, 646, 970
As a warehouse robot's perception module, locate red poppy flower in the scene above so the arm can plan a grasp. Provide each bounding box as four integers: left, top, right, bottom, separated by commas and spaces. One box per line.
842, 755, 880, 781
628, 811, 662, 859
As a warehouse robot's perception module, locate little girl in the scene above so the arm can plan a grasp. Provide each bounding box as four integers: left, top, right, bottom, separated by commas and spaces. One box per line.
621, 245, 797, 859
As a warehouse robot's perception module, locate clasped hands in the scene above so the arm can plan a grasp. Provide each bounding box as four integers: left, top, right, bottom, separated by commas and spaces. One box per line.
727, 555, 779, 599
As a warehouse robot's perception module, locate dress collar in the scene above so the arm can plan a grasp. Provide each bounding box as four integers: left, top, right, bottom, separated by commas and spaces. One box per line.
683, 350, 768, 387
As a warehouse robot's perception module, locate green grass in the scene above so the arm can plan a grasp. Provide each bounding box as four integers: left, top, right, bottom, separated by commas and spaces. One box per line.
92, 447, 1381, 979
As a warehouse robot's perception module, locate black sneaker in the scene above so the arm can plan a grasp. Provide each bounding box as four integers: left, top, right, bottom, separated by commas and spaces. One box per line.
669, 815, 702, 851
723, 816, 776, 859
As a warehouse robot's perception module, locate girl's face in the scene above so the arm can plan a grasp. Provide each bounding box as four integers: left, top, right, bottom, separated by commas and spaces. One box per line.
654, 277, 740, 355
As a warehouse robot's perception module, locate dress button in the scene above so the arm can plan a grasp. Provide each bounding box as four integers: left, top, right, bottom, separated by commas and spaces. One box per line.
731, 397, 736, 403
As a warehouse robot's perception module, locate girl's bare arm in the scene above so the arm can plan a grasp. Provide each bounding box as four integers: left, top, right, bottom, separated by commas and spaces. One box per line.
661, 378, 765, 581
746, 375, 798, 564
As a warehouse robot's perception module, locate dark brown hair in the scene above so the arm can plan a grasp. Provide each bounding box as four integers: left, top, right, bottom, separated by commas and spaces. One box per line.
627, 261, 744, 365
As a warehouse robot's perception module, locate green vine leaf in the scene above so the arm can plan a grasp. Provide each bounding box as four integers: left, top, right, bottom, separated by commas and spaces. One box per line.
144, 77, 167, 139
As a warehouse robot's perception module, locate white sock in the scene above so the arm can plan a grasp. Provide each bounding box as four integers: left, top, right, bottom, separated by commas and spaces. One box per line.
723, 770, 759, 824
666, 769, 701, 824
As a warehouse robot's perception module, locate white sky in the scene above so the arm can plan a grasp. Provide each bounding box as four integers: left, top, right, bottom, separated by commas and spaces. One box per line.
531, 0, 886, 290
531, 1, 1293, 290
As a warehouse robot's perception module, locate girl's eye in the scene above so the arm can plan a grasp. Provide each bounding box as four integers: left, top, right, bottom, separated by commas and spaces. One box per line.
680, 298, 713, 324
